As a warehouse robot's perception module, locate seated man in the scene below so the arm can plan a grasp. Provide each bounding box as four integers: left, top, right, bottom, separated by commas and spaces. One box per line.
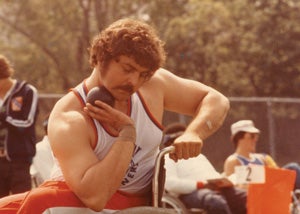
165, 153, 247, 214
224, 119, 300, 190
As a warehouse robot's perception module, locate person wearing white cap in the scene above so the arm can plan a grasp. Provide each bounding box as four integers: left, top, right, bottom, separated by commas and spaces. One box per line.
164, 123, 247, 214
223, 120, 300, 190
223, 120, 278, 178
230, 120, 260, 138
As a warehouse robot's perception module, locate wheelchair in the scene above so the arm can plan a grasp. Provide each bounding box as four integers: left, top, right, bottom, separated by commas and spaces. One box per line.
116, 144, 205, 214
117, 123, 206, 214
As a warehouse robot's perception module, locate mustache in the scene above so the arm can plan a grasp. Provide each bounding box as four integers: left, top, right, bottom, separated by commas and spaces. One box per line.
114, 85, 134, 94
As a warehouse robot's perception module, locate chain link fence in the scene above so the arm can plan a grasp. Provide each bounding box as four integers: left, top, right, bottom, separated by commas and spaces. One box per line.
164, 97, 300, 172
37, 94, 300, 172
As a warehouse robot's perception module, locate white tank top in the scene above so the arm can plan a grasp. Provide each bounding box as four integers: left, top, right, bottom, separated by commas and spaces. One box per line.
51, 82, 163, 194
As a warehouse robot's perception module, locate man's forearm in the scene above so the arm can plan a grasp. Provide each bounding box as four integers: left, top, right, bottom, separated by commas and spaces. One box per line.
75, 125, 136, 211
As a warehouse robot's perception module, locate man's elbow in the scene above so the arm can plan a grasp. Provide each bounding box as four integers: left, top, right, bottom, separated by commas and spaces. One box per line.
219, 93, 230, 113
214, 93, 230, 121
208, 89, 230, 112
80, 195, 107, 212
211, 93, 230, 131
224, 97, 230, 116
76, 188, 111, 212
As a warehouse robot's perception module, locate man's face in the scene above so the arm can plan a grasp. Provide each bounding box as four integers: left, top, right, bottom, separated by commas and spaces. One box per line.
242, 132, 259, 152
98, 55, 153, 101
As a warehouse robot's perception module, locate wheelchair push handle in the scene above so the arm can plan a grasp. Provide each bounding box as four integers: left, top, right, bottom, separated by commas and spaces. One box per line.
153, 123, 187, 208
152, 145, 175, 208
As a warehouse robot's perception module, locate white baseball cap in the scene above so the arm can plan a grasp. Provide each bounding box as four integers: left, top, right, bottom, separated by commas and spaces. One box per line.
231, 120, 260, 137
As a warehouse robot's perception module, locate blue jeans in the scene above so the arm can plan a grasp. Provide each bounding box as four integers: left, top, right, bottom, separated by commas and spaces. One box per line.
282, 162, 300, 190
179, 187, 247, 214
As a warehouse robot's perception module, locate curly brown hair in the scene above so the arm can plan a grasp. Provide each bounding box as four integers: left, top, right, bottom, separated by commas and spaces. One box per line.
0, 55, 14, 79
89, 18, 166, 73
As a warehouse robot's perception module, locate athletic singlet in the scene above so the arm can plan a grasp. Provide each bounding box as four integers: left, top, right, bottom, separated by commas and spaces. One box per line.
50, 82, 163, 194
235, 153, 265, 166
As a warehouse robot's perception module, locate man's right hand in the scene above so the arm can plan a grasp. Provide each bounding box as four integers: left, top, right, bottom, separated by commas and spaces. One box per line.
84, 100, 134, 135
169, 132, 202, 162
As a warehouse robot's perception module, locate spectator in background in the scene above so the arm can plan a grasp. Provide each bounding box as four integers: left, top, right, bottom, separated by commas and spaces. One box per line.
164, 123, 247, 214
165, 154, 247, 214
0, 54, 39, 197
224, 120, 300, 190
31, 115, 54, 186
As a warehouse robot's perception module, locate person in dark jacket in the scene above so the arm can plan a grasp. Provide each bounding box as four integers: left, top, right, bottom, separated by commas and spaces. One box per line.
0, 54, 39, 197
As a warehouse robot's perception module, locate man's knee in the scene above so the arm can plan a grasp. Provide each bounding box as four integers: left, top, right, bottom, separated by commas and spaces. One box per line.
202, 192, 231, 214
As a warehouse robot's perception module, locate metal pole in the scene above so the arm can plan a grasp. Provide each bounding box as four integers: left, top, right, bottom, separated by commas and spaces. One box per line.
267, 100, 276, 159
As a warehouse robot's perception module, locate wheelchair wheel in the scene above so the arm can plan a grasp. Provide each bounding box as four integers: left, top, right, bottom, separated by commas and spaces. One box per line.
161, 194, 207, 214
115, 206, 176, 213
161, 194, 189, 214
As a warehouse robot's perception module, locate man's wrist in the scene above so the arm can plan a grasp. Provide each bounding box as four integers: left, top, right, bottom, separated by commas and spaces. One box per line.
197, 181, 205, 189
118, 124, 136, 144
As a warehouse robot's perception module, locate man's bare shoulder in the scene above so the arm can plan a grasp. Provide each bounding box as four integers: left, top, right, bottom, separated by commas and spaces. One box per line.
143, 68, 169, 87
150, 68, 182, 82
48, 93, 92, 149
225, 154, 239, 164
52, 92, 83, 112
141, 68, 170, 98
50, 93, 88, 126
51, 111, 88, 131
224, 154, 240, 170
224, 154, 240, 176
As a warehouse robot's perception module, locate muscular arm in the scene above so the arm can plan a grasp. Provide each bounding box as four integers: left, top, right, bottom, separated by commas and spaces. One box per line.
48, 98, 135, 211
184, 88, 229, 140
156, 68, 230, 160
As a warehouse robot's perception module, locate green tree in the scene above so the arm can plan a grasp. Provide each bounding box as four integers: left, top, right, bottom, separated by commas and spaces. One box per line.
1, 0, 299, 97
0, 0, 87, 92
0, 0, 188, 92
163, 0, 235, 93
220, 0, 300, 97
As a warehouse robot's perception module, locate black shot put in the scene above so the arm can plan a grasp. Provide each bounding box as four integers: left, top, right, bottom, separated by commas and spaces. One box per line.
86, 86, 115, 107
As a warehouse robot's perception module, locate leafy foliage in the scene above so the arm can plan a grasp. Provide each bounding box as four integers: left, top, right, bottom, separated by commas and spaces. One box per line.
0, 0, 299, 97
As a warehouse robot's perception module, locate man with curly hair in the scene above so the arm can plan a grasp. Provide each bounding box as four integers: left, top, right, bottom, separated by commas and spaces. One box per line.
0, 18, 229, 213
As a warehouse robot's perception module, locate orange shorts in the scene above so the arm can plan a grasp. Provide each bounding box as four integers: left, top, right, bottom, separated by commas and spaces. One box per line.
0, 181, 151, 213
